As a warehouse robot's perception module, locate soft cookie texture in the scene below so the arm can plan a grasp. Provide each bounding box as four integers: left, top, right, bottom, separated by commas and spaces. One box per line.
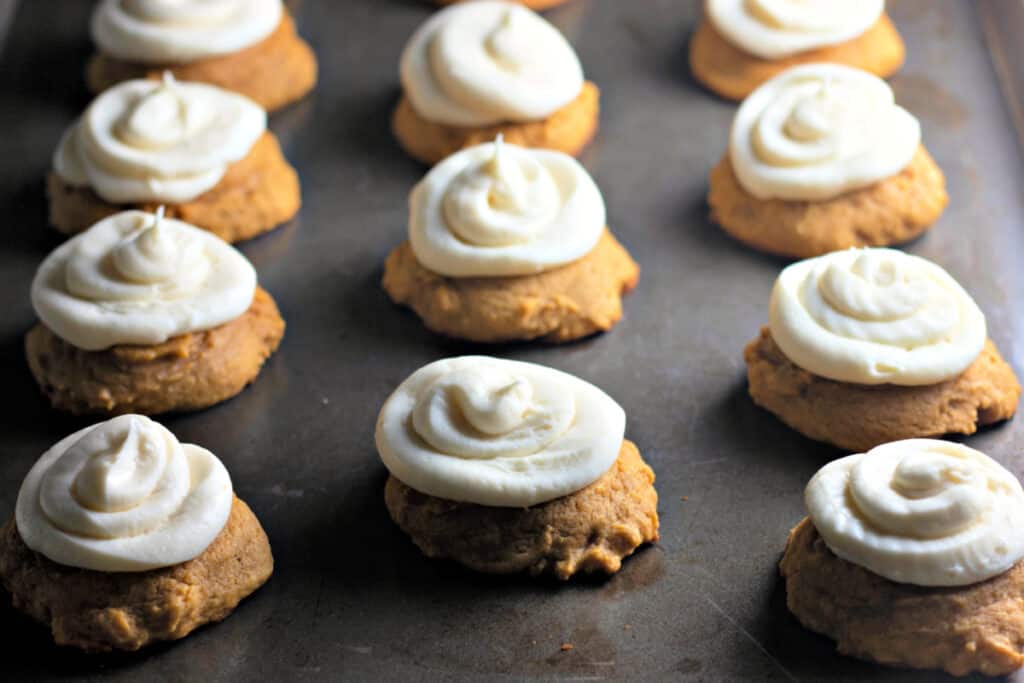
393, 81, 599, 166
384, 440, 659, 579
0, 495, 273, 652
25, 287, 285, 416
48, 132, 300, 244
86, 13, 317, 113
689, 14, 904, 101
709, 147, 947, 259
781, 517, 1024, 676
744, 327, 1021, 451
383, 229, 639, 343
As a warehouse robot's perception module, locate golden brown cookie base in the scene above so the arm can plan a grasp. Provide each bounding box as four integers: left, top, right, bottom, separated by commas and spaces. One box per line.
434, 0, 570, 8
382, 229, 639, 343
384, 440, 659, 580
392, 81, 599, 166
689, 14, 905, 101
708, 147, 948, 259
25, 287, 285, 416
47, 132, 301, 244
744, 327, 1021, 451
0, 495, 273, 653
86, 13, 317, 112
780, 518, 1024, 676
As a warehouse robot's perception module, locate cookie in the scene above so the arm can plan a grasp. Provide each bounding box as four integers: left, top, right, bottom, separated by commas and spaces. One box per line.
708, 146, 948, 258
744, 327, 1021, 451
781, 517, 1024, 676
689, 14, 904, 101
393, 81, 599, 166
86, 13, 317, 113
26, 287, 285, 416
0, 495, 273, 652
48, 132, 301, 244
383, 229, 638, 343
385, 440, 658, 580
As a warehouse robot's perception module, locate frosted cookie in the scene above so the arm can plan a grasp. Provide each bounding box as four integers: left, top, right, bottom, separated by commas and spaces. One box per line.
708, 64, 947, 258
781, 439, 1024, 676
383, 138, 638, 343
744, 248, 1020, 451
48, 75, 301, 243
0, 415, 273, 652
86, 0, 317, 112
376, 356, 659, 579
26, 209, 285, 416
690, 0, 904, 101
394, 0, 598, 164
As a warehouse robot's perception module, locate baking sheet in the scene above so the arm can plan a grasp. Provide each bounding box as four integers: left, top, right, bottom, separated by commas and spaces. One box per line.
1, 1, 1023, 681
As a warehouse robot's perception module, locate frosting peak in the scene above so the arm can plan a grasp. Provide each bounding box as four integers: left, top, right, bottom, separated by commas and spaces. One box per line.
769, 248, 986, 386
806, 439, 1024, 586
707, 0, 884, 59
33, 210, 256, 351
411, 140, 605, 277
91, 0, 283, 64
16, 415, 233, 572
730, 64, 919, 201
376, 356, 625, 507
401, 0, 583, 127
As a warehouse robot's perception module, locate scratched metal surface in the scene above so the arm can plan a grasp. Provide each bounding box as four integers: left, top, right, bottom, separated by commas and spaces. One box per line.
0, 1, 1022, 681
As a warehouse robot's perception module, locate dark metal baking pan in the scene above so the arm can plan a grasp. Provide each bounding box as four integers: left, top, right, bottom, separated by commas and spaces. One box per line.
0, 1, 1022, 680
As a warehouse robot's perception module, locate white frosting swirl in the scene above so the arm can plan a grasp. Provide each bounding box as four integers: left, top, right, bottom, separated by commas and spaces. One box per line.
409, 139, 605, 277
91, 0, 283, 64
730, 64, 919, 201
54, 75, 266, 204
375, 356, 625, 507
16, 415, 233, 572
806, 439, 1024, 587
707, 0, 884, 59
32, 209, 257, 351
400, 0, 584, 127
770, 248, 986, 386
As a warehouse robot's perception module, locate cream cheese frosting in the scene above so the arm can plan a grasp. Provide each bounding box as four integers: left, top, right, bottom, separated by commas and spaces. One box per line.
54, 74, 266, 204
707, 0, 885, 60
769, 248, 986, 386
730, 63, 919, 201
805, 439, 1024, 587
32, 209, 257, 351
409, 138, 605, 277
400, 0, 584, 127
375, 356, 625, 507
92, 0, 283, 64
16, 415, 233, 572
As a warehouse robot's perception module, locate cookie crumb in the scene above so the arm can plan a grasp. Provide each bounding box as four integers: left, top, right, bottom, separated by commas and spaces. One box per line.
681, 496, 689, 501
560, 643, 574, 652
623, 624, 632, 631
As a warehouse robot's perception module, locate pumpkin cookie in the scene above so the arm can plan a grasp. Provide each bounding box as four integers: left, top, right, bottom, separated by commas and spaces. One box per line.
0, 415, 274, 652
395, 1, 597, 164
690, 1, 903, 101
28, 210, 285, 416
87, 1, 316, 112
781, 440, 1024, 676
709, 64, 945, 258
376, 356, 659, 579
744, 249, 1020, 451
383, 139, 637, 343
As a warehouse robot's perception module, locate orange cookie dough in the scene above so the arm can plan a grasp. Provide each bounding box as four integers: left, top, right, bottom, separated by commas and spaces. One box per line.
25, 287, 285, 417
744, 327, 1021, 452
385, 440, 658, 580
708, 146, 947, 259
689, 14, 904, 101
86, 13, 317, 113
47, 132, 301, 244
434, 0, 571, 8
0, 495, 273, 653
393, 81, 599, 166
781, 517, 1024, 676
383, 229, 639, 343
